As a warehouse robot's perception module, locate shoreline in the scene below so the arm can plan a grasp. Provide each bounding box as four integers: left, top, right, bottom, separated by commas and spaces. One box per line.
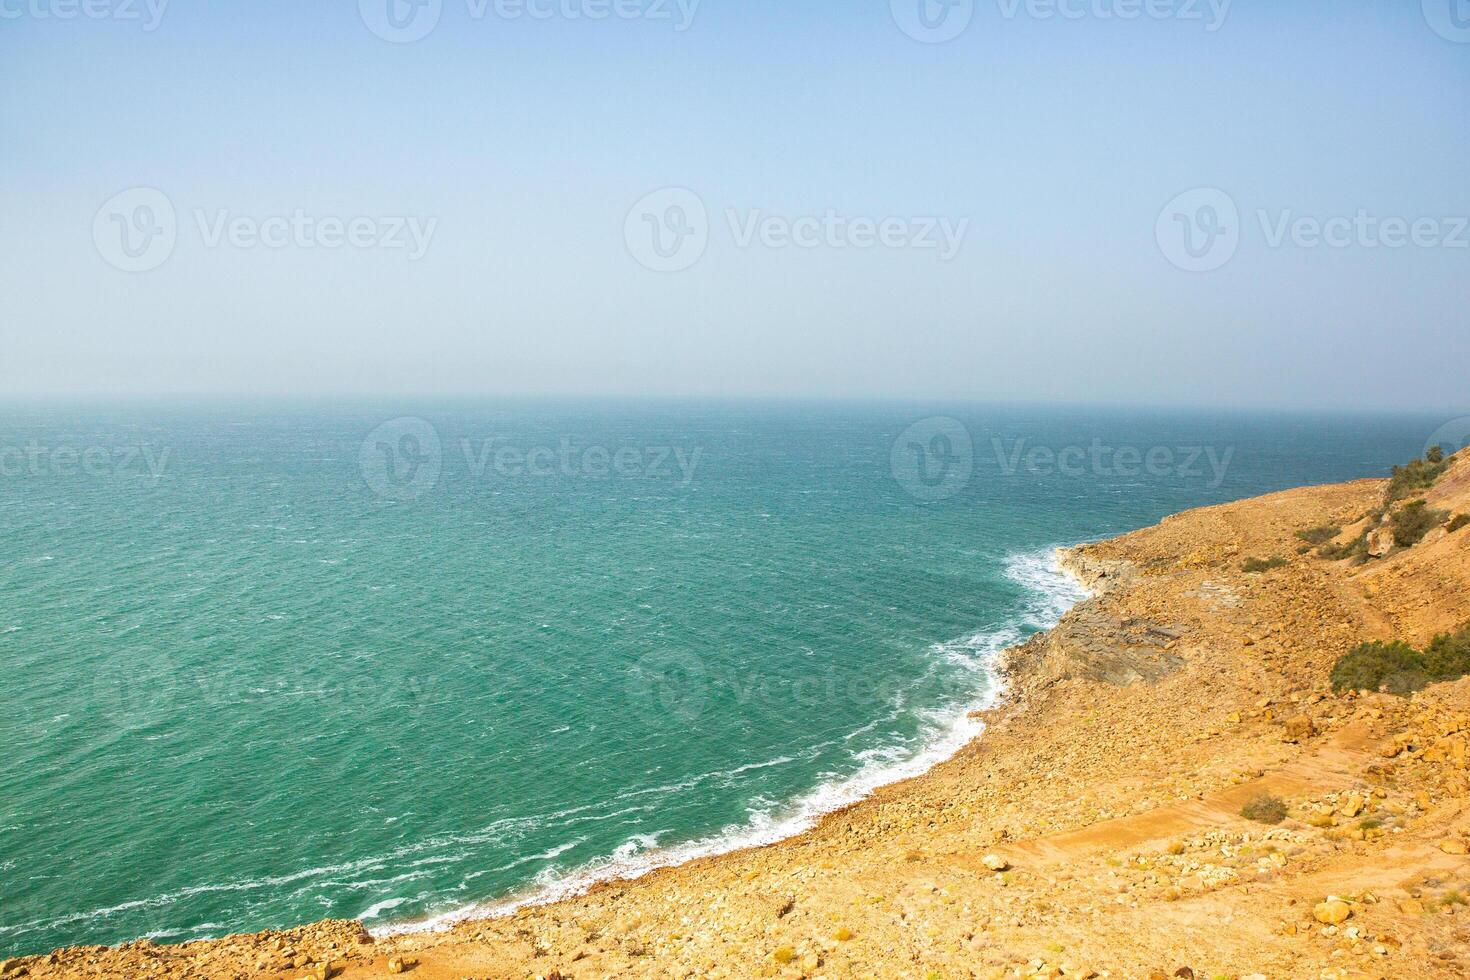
15, 455, 1470, 978
371, 546, 1095, 940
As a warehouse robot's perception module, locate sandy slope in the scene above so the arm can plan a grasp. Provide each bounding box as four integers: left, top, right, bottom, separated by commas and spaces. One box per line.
9, 454, 1470, 980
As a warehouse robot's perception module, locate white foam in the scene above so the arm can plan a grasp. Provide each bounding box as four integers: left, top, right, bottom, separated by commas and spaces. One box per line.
358, 898, 410, 921
376, 545, 1088, 938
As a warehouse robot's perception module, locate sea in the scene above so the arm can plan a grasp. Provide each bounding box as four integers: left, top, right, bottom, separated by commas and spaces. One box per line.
0, 400, 1454, 957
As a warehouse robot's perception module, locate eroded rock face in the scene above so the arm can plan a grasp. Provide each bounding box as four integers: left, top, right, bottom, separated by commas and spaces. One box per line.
1057, 546, 1135, 595
1021, 604, 1188, 687
1368, 525, 1395, 558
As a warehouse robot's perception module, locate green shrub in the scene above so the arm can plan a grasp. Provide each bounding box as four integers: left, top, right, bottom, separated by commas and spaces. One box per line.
1242, 556, 1288, 573
1427, 445, 1445, 465
1449, 514, 1470, 534
1318, 529, 1370, 562
1240, 793, 1287, 824
1390, 500, 1449, 547
1296, 525, 1341, 547
1330, 641, 1429, 695
1387, 455, 1448, 503
1423, 626, 1470, 681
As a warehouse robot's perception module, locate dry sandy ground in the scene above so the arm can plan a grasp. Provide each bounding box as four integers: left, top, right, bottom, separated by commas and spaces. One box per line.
9, 453, 1470, 980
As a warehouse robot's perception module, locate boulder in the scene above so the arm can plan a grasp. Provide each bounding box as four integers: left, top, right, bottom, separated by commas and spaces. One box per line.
1283, 715, 1316, 743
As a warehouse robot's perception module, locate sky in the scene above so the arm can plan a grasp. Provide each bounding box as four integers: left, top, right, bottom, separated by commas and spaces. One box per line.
2, 0, 1468, 410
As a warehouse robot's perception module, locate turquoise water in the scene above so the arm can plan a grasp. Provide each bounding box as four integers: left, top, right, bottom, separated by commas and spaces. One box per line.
0, 402, 1447, 957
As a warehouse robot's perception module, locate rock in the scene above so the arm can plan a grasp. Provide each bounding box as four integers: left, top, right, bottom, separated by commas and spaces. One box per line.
1398, 899, 1426, 915
1283, 715, 1317, 743
1173, 969, 1195, 979
982, 854, 1011, 872
1314, 900, 1352, 925
1440, 838, 1469, 855
800, 953, 821, 972
1337, 794, 1365, 817
1367, 526, 1394, 558
387, 958, 406, 974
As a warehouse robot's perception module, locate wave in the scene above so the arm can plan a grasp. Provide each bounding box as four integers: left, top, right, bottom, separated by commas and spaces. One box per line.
377, 545, 1088, 938
4, 547, 1088, 950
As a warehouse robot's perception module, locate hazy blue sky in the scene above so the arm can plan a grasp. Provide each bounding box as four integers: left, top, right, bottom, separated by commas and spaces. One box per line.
3, 0, 1467, 409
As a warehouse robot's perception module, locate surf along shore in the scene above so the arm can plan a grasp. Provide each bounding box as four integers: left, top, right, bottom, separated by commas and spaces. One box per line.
11, 451, 1470, 979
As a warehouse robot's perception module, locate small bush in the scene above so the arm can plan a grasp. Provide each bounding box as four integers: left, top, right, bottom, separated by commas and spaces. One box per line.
1296, 524, 1341, 547
1390, 499, 1449, 547
1427, 445, 1445, 465
1330, 641, 1429, 695
1387, 455, 1448, 503
1423, 626, 1470, 681
1240, 793, 1287, 824
1242, 556, 1288, 573
1317, 529, 1370, 562
1449, 514, 1470, 534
